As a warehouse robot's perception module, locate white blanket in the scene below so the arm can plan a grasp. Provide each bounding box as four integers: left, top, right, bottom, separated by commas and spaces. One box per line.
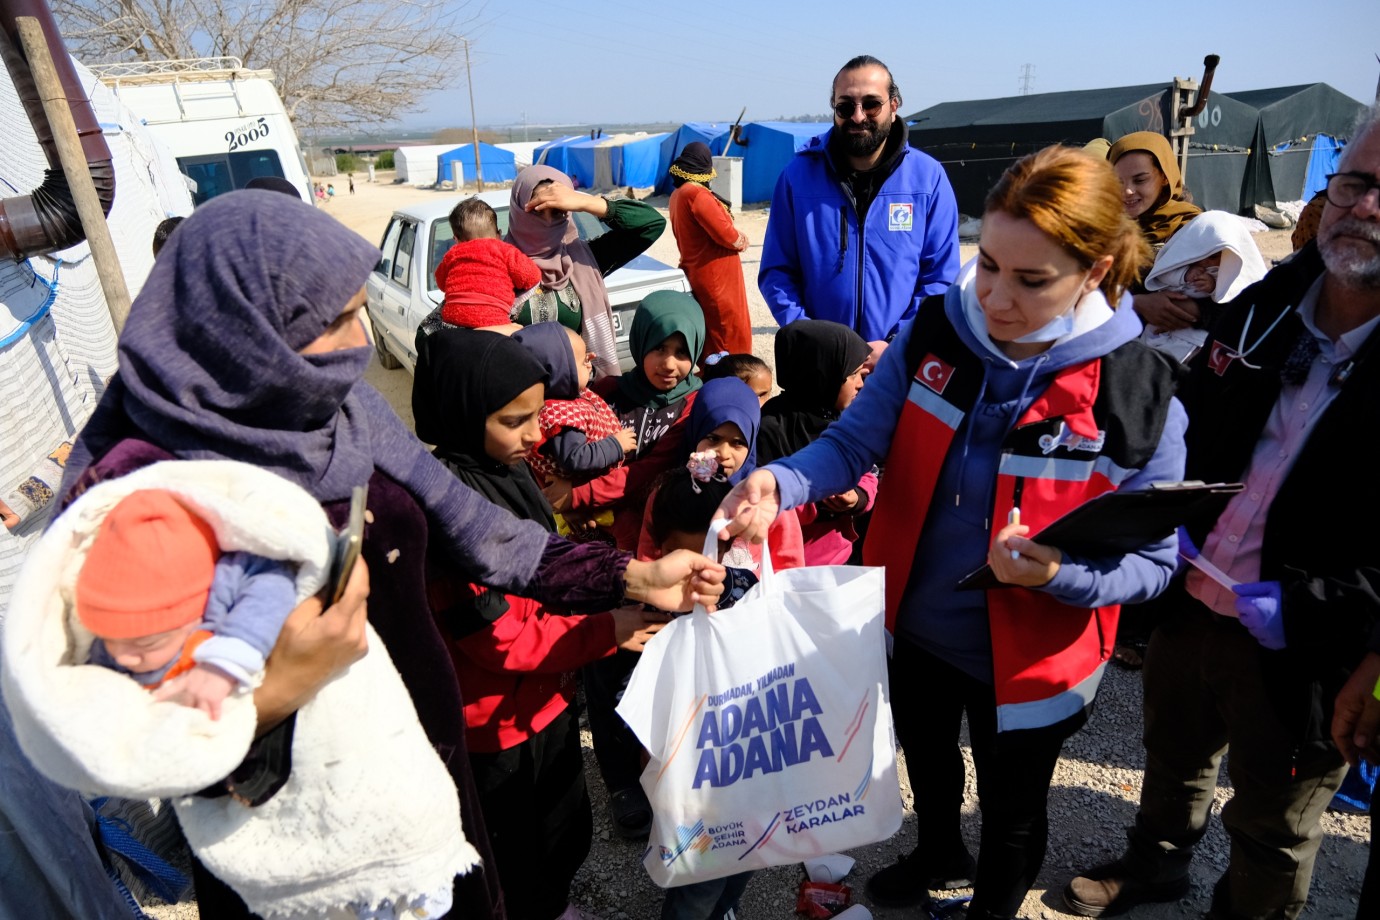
1144, 210, 1269, 303
1, 460, 478, 919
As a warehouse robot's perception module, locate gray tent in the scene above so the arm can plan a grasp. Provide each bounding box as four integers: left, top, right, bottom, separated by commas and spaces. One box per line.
1224, 84, 1368, 210
906, 83, 1259, 214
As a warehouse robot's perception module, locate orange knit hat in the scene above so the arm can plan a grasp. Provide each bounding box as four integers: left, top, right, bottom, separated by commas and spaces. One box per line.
76, 490, 219, 640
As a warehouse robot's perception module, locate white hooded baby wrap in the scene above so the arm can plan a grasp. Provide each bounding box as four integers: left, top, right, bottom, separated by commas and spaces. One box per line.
1144, 210, 1269, 303
1, 460, 478, 919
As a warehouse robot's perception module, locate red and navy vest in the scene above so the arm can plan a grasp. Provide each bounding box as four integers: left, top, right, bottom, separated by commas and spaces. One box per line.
864, 296, 1176, 730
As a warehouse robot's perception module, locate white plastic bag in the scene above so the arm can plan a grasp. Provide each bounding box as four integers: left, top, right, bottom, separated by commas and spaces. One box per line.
617, 528, 901, 887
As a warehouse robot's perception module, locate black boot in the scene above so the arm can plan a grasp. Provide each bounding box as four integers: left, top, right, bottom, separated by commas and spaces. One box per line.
865, 844, 977, 907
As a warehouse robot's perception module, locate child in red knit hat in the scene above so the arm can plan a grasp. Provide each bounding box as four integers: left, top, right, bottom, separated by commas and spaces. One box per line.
434, 197, 542, 333
76, 490, 297, 720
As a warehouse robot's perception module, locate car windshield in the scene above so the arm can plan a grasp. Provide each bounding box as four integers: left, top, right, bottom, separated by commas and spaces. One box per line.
426, 207, 606, 292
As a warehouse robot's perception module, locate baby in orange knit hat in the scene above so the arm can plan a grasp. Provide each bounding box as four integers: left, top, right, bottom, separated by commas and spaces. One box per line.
77, 490, 297, 720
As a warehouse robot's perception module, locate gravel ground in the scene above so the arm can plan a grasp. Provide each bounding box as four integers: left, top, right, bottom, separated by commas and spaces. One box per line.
564, 662, 1371, 919
143, 664, 1373, 920
146, 183, 1364, 920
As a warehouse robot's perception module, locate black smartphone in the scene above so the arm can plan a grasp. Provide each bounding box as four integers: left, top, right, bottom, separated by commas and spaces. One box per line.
329, 485, 367, 605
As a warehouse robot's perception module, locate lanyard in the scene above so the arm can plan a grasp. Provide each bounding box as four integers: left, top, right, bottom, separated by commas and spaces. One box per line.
1231, 303, 1293, 369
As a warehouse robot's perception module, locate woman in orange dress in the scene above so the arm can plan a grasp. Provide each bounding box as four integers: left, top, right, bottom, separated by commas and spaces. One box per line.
667, 142, 753, 358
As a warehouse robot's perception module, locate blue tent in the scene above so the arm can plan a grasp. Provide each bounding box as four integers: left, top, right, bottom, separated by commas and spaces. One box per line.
564, 134, 671, 189
620, 133, 669, 187
436, 142, 517, 184
721, 122, 831, 204
533, 135, 583, 175
567, 139, 621, 189
654, 122, 732, 195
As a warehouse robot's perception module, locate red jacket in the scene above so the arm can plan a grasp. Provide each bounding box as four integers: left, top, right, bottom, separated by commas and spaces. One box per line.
436, 237, 541, 328
635, 483, 807, 571
528, 389, 624, 483
792, 469, 878, 566
569, 385, 698, 551
865, 305, 1174, 731
432, 579, 618, 753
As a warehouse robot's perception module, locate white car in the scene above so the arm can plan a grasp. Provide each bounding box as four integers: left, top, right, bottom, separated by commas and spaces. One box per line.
366, 191, 690, 373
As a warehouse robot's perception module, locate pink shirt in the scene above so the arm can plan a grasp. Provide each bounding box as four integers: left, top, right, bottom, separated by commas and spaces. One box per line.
1189, 278, 1380, 614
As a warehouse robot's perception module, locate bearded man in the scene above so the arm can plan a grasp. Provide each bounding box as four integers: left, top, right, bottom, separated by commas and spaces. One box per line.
759, 55, 959, 368
1064, 104, 1380, 920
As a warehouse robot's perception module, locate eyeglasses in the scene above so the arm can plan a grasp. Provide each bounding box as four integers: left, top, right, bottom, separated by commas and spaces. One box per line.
1324, 172, 1380, 209
833, 96, 887, 120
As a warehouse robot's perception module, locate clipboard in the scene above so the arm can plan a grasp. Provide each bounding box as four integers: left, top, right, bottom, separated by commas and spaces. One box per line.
955, 480, 1244, 591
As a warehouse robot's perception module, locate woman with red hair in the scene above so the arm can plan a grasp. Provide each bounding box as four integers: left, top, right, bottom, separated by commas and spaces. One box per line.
717, 146, 1188, 919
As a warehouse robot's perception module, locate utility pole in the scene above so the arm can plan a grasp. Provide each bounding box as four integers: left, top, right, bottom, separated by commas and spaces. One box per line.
17, 16, 131, 331
463, 39, 483, 191
1019, 64, 1035, 96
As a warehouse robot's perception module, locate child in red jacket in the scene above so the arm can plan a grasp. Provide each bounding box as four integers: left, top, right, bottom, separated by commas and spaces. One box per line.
417, 328, 667, 919
434, 198, 541, 331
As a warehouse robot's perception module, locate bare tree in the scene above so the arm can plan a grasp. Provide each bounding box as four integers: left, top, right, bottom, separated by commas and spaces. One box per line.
51, 0, 476, 133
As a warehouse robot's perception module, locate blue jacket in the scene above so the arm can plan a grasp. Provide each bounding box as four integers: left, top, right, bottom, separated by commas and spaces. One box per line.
759, 126, 960, 342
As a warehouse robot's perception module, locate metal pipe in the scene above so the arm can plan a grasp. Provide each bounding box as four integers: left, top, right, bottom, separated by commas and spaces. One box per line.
16, 15, 129, 328
0, 0, 115, 262
1180, 54, 1221, 121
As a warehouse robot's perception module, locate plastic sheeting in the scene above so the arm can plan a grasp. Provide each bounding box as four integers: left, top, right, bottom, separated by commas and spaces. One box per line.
2, 55, 192, 606
654, 122, 731, 195
721, 121, 830, 205
533, 135, 583, 175
2, 51, 193, 920
394, 144, 456, 185
436, 142, 517, 184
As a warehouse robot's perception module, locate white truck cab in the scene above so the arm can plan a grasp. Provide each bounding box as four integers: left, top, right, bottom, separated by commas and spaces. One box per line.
89, 57, 311, 205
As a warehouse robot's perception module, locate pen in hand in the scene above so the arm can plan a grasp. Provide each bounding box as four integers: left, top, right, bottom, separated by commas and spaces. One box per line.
1008, 507, 1021, 560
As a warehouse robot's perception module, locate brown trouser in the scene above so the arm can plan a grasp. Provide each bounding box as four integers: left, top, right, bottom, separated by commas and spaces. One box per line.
1126, 605, 1347, 920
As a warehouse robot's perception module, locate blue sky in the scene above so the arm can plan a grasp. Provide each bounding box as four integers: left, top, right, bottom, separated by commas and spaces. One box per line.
407, 0, 1377, 132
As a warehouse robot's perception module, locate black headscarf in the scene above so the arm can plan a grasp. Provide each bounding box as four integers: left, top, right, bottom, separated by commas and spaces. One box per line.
512, 322, 580, 400
414, 328, 556, 531
669, 141, 715, 184
669, 141, 731, 207
758, 319, 871, 463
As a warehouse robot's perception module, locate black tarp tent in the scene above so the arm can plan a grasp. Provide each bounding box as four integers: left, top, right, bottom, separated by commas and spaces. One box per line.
1223, 84, 1368, 210
906, 83, 1259, 215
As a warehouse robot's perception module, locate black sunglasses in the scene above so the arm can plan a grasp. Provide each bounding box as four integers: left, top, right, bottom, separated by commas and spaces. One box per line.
833, 97, 887, 120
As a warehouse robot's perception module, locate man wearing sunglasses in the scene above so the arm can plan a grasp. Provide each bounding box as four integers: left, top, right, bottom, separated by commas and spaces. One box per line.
1065, 105, 1380, 920
759, 55, 958, 368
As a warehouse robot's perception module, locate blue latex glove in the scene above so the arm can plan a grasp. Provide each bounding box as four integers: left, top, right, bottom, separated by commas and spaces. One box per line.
1177, 526, 1199, 559
1233, 580, 1286, 650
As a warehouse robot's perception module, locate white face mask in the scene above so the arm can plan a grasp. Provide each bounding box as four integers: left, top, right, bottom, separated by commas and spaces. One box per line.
1009, 273, 1089, 344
